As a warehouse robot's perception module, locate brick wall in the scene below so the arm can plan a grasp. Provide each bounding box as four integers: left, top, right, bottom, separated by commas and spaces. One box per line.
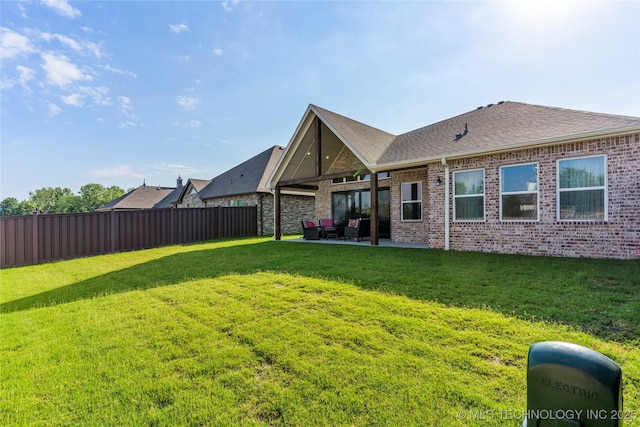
312, 133, 639, 259
422, 133, 640, 259
204, 193, 314, 236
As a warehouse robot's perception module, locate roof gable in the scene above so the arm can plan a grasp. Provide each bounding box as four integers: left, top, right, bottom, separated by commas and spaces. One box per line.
200, 146, 285, 199
311, 105, 396, 165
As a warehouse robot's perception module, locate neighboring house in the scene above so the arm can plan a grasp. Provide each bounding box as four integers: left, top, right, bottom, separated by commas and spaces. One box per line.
268, 101, 640, 259
174, 178, 212, 208
196, 145, 315, 236
97, 180, 180, 211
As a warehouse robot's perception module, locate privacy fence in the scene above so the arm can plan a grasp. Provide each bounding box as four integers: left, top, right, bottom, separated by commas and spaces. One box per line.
0, 207, 257, 268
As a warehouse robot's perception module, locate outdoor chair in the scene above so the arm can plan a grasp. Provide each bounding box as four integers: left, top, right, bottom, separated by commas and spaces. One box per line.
343, 218, 371, 242
319, 218, 339, 239
301, 220, 321, 240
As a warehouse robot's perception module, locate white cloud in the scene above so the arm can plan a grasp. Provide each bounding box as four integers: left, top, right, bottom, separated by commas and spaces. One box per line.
79, 86, 111, 106
169, 23, 189, 34
119, 96, 133, 113
16, 65, 36, 87
61, 93, 83, 106
176, 95, 200, 110
40, 0, 81, 19
46, 101, 62, 116
89, 164, 145, 180
117, 96, 142, 127
173, 120, 202, 128
0, 27, 36, 59
221, 0, 239, 12
118, 120, 141, 129
214, 48, 224, 56
40, 51, 92, 87
102, 64, 137, 78
40, 32, 105, 58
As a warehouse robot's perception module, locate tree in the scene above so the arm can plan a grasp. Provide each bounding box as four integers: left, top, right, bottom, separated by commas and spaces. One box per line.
0, 197, 32, 216
1, 183, 127, 215
28, 187, 78, 213
78, 184, 125, 211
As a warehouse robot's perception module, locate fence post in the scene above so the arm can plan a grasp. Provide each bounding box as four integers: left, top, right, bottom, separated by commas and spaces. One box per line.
170, 207, 176, 245
110, 208, 117, 252
32, 210, 39, 264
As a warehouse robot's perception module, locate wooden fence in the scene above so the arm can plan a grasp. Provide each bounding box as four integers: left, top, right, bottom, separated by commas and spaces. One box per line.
0, 207, 257, 268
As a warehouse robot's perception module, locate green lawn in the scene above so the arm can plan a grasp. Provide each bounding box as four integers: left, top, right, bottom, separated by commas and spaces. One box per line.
1, 238, 639, 426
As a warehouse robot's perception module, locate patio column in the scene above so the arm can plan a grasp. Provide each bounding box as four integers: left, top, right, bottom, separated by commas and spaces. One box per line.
370, 172, 379, 246
274, 186, 281, 240
315, 117, 322, 177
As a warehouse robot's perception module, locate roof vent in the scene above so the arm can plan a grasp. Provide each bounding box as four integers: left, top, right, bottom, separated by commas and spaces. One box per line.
498, 101, 504, 105
486, 103, 494, 108
453, 123, 469, 142
477, 106, 484, 110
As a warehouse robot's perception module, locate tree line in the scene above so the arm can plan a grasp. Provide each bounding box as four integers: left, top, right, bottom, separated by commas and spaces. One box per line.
0, 184, 129, 216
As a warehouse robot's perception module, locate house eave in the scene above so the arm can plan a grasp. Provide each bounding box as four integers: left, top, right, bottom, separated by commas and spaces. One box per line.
370, 126, 640, 171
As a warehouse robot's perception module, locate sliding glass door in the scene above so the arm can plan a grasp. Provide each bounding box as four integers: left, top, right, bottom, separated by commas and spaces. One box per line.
331, 188, 390, 237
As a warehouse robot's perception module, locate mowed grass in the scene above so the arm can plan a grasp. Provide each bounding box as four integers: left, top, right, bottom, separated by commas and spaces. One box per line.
1, 238, 639, 426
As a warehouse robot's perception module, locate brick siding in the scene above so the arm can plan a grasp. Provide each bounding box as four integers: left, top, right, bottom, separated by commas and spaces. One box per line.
423, 133, 640, 259
202, 193, 314, 236
312, 133, 639, 259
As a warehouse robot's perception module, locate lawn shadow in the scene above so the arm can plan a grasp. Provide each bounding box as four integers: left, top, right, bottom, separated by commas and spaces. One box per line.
2, 241, 639, 344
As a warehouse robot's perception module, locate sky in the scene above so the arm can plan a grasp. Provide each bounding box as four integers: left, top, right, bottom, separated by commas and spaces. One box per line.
1, 0, 639, 201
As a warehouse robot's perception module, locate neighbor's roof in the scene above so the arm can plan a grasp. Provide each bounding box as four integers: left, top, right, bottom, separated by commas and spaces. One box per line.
199, 145, 286, 199
171, 178, 212, 206
97, 184, 176, 210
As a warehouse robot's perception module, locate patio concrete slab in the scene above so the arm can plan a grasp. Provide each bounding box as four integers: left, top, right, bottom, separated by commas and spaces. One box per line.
281, 237, 429, 249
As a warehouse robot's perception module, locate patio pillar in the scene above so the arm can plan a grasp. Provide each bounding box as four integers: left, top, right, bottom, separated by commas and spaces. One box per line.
274, 186, 281, 240
315, 116, 322, 177
370, 172, 379, 246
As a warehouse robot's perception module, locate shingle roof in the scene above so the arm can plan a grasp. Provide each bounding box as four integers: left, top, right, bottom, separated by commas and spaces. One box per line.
311, 104, 396, 164
375, 101, 640, 166
98, 185, 176, 210
154, 186, 184, 209
199, 146, 285, 199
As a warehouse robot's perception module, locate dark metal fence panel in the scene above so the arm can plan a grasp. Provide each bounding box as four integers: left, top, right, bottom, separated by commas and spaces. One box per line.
0, 206, 257, 268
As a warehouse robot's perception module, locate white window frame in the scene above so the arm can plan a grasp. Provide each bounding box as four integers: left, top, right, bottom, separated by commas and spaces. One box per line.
499, 162, 540, 222
556, 155, 607, 221
401, 181, 422, 221
453, 169, 485, 222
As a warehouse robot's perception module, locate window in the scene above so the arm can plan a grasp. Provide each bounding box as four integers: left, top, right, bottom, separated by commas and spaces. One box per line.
557, 155, 606, 221
401, 182, 422, 221
230, 199, 245, 207
331, 172, 391, 185
454, 169, 484, 221
500, 163, 539, 221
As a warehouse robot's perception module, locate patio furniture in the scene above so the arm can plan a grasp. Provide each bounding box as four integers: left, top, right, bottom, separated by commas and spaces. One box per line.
319, 218, 339, 239
301, 220, 321, 240
343, 218, 370, 242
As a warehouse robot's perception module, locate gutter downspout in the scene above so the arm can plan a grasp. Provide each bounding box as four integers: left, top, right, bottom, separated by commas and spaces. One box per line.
441, 157, 450, 250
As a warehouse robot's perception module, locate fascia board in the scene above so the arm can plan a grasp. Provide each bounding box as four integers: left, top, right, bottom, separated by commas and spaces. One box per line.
370, 126, 640, 171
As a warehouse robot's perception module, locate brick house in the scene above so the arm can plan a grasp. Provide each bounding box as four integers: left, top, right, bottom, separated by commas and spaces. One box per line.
174, 178, 212, 208
187, 146, 314, 236
268, 102, 640, 259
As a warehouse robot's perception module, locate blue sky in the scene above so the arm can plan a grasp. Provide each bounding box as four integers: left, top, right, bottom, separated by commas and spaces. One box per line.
2, 0, 639, 201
